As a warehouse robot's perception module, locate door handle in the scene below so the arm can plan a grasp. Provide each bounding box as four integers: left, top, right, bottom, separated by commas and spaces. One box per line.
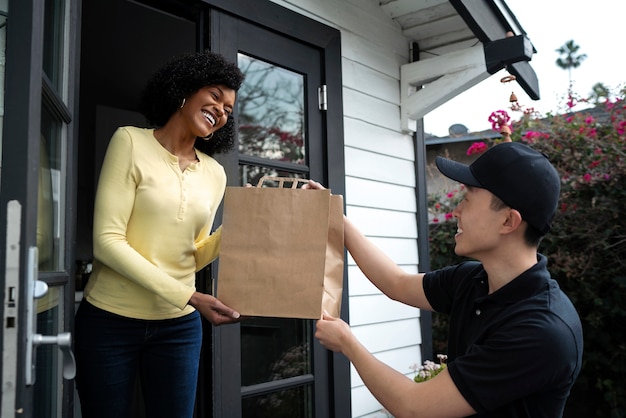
32, 332, 76, 379
25, 246, 77, 385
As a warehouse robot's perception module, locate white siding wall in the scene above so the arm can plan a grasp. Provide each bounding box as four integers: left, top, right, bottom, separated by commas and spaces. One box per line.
270, 1, 422, 416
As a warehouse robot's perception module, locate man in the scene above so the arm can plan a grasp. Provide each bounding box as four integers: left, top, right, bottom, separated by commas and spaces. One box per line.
309, 142, 583, 417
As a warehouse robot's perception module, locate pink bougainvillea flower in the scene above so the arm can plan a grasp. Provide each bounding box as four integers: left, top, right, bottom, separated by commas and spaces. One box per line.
488, 110, 511, 131
466, 141, 487, 156
524, 131, 551, 144
567, 96, 576, 109
583, 173, 592, 182
432, 217, 439, 223
585, 116, 595, 124
444, 212, 453, 221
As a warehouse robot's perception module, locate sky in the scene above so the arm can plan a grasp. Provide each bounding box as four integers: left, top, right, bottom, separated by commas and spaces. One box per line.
424, 0, 626, 137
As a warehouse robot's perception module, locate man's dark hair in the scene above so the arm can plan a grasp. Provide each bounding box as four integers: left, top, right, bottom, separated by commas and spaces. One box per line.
140, 51, 245, 156
490, 194, 544, 247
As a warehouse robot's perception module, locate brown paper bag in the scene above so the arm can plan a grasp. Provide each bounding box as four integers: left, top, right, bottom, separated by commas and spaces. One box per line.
217, 177, 344, 319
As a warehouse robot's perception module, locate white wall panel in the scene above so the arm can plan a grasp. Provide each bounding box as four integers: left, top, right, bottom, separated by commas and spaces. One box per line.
345, 147, 415, 187
347, 206, 417, 238
347, 266, 380, 296
344, 118, 413, 159
342, 58, 399, 105
348, 264, 419, 296
340, 30, 406, 79
346, 236, 418, 266
343, 88, 401, 131
352, 318, 422, 352
352, 385, 388, 418
349, 294, 419, 326
345, 178, 416, 212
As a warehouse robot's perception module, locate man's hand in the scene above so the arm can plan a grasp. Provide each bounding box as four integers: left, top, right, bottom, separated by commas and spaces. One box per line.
301, 179, 326, 190
188, 292, 240, 326
315, 311, 354, 354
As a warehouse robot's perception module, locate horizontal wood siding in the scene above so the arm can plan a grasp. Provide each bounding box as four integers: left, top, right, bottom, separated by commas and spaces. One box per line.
270, 1, 421, 416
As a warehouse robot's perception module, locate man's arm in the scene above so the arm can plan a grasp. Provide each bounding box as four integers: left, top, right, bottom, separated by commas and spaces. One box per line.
316, 313, 475, 418
303, 180, 432, 310
344, 215, 433, 310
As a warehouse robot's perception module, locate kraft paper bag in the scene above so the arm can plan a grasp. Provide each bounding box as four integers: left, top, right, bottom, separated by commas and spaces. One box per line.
217, 177, 344, 319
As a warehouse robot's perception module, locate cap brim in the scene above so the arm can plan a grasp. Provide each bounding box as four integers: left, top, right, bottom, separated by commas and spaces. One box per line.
435, 156, 482, 187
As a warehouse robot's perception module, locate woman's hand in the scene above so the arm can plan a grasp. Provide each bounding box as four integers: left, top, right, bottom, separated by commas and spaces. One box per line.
188, 292, 240, 326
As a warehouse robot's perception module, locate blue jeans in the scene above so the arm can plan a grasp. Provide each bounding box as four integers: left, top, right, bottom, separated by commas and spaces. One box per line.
74, 300, 202, 418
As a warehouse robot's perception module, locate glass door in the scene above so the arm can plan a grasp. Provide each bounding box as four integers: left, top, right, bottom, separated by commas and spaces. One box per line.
0, 0, 80, 417
209, 9, 346, 416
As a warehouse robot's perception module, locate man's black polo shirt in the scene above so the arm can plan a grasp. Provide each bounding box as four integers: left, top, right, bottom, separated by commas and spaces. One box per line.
423, 254, 583, 417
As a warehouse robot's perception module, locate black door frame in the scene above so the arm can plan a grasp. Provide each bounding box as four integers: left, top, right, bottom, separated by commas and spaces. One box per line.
0, 0, 44, 411
0, 0, 81, 416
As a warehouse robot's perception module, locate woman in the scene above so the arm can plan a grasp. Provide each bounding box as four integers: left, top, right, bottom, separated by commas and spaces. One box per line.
75, 51, 245, 418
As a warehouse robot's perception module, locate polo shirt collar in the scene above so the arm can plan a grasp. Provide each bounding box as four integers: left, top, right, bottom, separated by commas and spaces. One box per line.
475, 254, 550, 305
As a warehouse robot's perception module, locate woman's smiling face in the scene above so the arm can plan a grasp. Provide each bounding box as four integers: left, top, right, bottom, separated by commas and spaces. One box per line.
181, 84, 236, 138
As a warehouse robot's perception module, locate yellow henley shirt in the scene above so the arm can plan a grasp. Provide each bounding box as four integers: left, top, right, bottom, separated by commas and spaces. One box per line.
84, 126, 226, 319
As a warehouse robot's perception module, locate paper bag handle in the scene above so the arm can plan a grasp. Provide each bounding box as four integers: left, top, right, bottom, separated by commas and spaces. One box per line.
256, 176, 310, 189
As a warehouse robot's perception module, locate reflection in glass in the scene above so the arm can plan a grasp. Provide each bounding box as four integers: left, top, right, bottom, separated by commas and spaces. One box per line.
43, 0, 67, 96
237, 53, 306, 164
34, 288, 63, 418
239, 164, 305, 187
36, 105, 65, 416
241, 317, 311, 386
39, 106, 65, 272
0, 5, 7, 153
242, 384, 312, 418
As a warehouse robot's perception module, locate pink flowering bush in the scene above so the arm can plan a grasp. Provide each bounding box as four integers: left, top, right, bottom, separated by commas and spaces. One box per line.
513, 97, 626, 418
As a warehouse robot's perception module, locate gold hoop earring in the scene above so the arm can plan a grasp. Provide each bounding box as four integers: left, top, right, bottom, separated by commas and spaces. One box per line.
180, 98, 186, 109
203, 132, 214, 141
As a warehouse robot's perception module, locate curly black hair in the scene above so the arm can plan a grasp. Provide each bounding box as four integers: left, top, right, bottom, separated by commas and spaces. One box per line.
140, 50, 245, 156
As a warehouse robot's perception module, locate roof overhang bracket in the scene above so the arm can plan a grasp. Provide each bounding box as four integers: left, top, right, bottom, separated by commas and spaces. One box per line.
401, 45, 489, 133
401, 35, 535, 133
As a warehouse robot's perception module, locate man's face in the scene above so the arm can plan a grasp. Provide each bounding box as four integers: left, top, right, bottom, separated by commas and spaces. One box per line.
451, 186, 511, 259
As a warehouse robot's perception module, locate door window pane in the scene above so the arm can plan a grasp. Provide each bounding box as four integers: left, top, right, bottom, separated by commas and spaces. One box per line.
39, 105, 65, 272
241, 318, 311, 386
43, 0, 68, 99
237, 53, 306, 164
242, 384, 313, 418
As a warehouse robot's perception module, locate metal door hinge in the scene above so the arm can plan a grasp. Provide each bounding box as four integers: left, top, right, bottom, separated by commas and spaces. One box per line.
318, 85, 327, 111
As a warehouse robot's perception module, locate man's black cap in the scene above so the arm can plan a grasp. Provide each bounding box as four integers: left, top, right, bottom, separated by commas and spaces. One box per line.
435, 142, 560, 235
